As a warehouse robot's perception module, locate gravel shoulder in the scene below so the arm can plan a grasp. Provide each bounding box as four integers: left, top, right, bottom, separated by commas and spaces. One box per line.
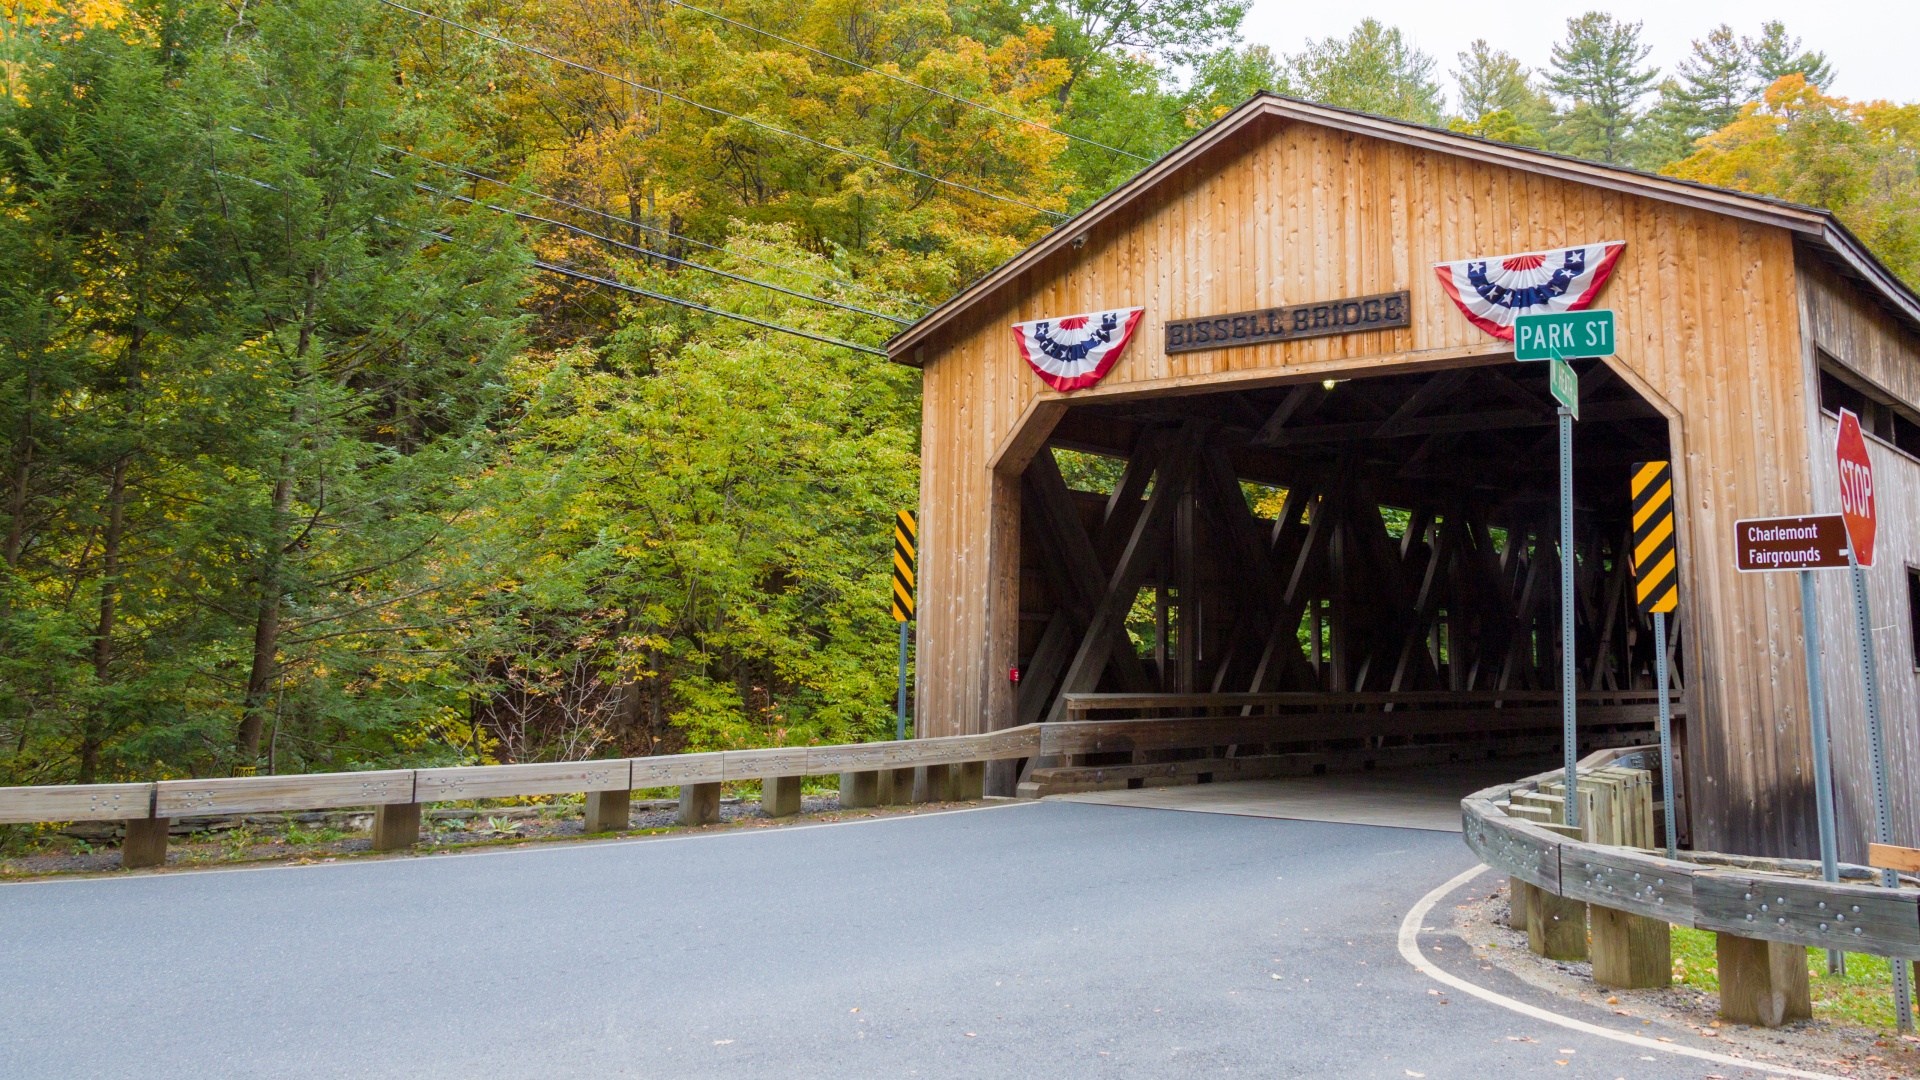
1449, 878, 1920, 1079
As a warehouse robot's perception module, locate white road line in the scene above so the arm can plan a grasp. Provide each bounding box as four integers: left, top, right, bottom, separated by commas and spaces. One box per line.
1398, 864, 1844, 1080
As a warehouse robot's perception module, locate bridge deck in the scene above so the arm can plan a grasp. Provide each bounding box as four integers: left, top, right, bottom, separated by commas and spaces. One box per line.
1052, 758, 1552, 833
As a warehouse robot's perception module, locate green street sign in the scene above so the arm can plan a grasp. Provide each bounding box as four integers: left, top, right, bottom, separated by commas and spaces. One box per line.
1549, 355, 1580, 420
1514, 309, 1615, 361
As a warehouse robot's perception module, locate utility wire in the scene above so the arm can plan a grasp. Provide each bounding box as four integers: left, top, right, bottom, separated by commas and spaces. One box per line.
389, 146, 927, 311
535, 260, 887, 355
658, 0, 1151, 163
399, 170, 912, 325
378, 0, 1069, 220
208, 167, 891, 357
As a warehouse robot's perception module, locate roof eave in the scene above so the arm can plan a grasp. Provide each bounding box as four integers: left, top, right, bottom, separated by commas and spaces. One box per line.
886, 92, 1920, 364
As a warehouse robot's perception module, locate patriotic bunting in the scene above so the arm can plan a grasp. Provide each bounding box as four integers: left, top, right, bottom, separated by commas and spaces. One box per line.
1011, 307, 1144, 393
1434, 242, 1624, 341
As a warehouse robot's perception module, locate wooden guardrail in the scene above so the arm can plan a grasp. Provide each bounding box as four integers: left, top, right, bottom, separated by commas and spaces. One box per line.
1464, 748, 1920, 1029
0, 725, 1045, 868
1061, 689, 1681, 718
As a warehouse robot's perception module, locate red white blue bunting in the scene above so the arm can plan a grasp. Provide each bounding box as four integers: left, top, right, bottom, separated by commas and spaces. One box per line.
1010, 307, 1144, 393
1433, 242, 1624, 341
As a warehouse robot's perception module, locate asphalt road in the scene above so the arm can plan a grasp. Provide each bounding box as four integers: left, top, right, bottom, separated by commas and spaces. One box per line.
1, 800, 1730, 1079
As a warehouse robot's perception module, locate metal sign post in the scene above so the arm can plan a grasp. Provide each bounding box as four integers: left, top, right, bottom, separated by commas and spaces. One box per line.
1630, 462, 1679, 857
892, 510, 917, 741
1558, 399, 1577, 826
1733, 510, 1852, 970
1515, 310, 1613, 833
1831, 409, 1910, 1031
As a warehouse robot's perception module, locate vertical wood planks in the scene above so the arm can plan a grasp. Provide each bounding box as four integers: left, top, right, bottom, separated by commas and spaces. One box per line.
911, 114, 1848, 854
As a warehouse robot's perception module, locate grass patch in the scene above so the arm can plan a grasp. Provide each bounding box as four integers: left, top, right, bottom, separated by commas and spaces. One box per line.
1670, 925, 1918, 1031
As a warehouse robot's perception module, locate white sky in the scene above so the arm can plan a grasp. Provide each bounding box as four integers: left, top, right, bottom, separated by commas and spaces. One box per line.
1241, 1, 1918, 107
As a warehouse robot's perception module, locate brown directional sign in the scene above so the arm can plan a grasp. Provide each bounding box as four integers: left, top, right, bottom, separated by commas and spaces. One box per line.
1733, 514, 1851, 572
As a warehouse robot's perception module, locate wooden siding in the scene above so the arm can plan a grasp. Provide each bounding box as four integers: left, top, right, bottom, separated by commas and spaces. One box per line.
1800, 256, 1920, 856
917, 116, 1829, 855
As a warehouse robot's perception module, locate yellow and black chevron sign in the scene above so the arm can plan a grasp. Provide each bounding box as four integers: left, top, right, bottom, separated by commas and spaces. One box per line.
1630, 461, 1677, 616
891, 510, 916, 622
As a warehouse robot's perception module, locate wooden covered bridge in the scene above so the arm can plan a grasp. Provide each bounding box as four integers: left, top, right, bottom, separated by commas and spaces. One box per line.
887, 93, 1920, 859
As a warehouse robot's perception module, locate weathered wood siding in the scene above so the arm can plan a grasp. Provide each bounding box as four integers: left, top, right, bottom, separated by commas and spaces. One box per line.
918, 116, 1817, 854
1800, 256, 1920, 856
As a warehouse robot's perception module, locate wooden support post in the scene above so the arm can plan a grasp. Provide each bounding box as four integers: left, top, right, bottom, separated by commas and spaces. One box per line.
761, 775, 802, 818
953, 760, 985, 800
371, 802, 422, 851
1527, 890, 1588, 961
913, 764, 954, 803
122, 818, 169, 870
882, 767, 916, 805
1590, 904, 1670, 989
1715, 932, 1812, 1027
583, 789, 631, 832
678, 782, 721, 826
839, 770, 880, 808
1508, 877, 1534, 931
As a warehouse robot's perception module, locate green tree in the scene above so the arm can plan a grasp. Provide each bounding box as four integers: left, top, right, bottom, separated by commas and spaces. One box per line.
195, 0, 532, 767
0, 1, 235, 782
470, 228, 917, 756
1637, 25, 1751, 168
1182, 44, 1281, 124
1284, 18, 1443, 126
1746, 20, 1834, 90
1452, 39, 1548, 127
1544, 12, 1659, 164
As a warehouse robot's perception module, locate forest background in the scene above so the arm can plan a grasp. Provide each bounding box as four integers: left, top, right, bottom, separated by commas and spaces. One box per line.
0, 0, 1912, 785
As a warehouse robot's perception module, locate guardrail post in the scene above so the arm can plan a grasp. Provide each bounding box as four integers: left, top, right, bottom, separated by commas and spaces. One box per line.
584, 789, 631, 832
1715, 932, 1811, 1027
1590, 904, 1670, 989
1527, 891, 1588, 961
913, 764, 954, 802
954, 761, 985, 800
882, 767, 915, 805
1508, 878, 1534, 931
838, 771, 880, 808
678, 782, 721, 826
761, 776, 802, 817
371, 803, 423, 851
122, 818, 169, 870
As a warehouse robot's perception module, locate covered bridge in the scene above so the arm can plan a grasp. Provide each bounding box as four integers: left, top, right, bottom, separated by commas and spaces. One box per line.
886, 94, 1920, 859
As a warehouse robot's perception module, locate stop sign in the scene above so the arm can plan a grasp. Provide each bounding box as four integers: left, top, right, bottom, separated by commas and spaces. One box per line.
1835, 408, 1876, 567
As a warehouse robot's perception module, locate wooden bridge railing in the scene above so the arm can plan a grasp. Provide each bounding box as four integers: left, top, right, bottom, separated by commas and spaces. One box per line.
1060, 689, 1681, 718
1465, 747, 1920, 1029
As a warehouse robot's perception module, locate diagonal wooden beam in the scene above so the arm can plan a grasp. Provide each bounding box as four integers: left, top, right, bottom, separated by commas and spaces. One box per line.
1045, 422, 1208, 722
1024, 448, 1153, 694
1372, 369, 1475, 438
1252, 384, 1328, 444
1015, 611, 1076, 727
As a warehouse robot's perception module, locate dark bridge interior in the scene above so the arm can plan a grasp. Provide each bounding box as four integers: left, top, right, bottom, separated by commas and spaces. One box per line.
1011, 357, 1685, 814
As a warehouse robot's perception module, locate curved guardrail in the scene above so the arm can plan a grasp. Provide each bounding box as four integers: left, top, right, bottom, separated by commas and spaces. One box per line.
1462, 756, 1920, 961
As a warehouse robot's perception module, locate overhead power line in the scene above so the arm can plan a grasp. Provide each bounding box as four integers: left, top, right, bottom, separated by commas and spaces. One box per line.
388, 146, 928, 312
535, 260, 887, 355
658, 0, 1151, 163
207, 166, 891, 358
378, 0, 1069, 220
401, 171, 912, 325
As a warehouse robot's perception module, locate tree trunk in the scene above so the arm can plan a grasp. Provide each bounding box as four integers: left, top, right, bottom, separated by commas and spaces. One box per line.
79, 455, 128, 783
236, 467, 293, 761
4, 375, 34, 571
